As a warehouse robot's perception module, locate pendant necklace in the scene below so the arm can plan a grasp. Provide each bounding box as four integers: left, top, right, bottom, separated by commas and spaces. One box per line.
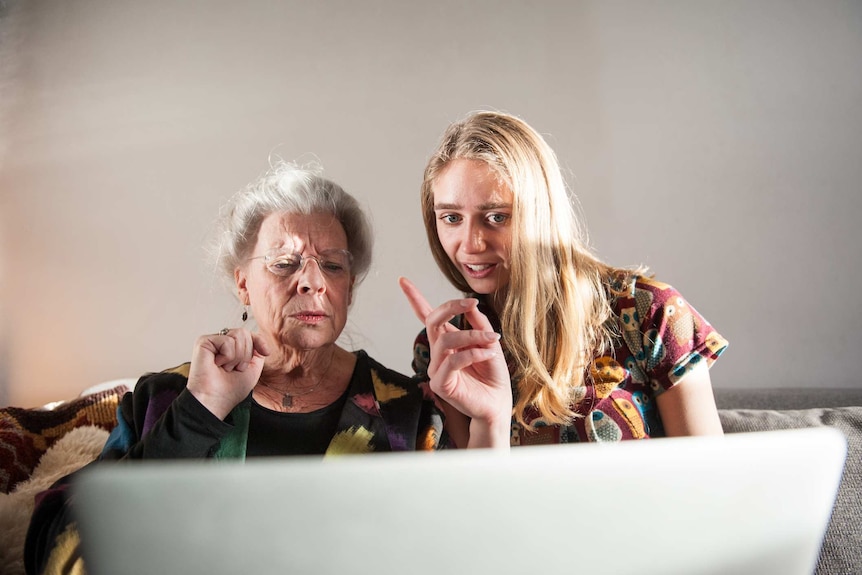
257, 357, 334, 408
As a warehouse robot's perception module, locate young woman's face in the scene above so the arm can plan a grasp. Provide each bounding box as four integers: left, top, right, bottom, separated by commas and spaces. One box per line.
432, 159, 514, 297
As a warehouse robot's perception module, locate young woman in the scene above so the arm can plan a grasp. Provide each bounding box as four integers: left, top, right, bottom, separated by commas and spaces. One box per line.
401, 111, 728, 448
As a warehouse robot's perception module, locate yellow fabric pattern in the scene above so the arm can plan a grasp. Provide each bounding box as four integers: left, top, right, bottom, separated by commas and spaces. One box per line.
325, 426, 375, 455
164, 363, 191, 378
370, 370, 408, 403
590, 356, 626, 399
611, 398, 646, 439
417, 426, 440, 451
44, 522, 87, 575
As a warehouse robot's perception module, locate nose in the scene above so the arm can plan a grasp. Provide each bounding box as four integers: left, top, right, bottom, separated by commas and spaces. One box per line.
462, 220, 485, 253
296, 258, 326, 294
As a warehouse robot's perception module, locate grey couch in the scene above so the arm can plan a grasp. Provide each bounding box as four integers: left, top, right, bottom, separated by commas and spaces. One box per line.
715, 387, 862, 575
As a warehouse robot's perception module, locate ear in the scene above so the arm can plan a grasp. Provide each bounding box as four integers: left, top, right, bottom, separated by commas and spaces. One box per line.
235, 267, 251, 305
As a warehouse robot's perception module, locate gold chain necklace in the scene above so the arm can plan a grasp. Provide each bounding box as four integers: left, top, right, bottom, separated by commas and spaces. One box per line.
256, 355, 335, 408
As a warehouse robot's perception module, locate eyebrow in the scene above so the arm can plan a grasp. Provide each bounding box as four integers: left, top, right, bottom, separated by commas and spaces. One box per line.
266, 247, 347, 255
434, 202, 513, 211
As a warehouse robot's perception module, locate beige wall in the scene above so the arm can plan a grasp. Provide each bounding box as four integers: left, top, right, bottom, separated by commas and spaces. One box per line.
1, 0, 861, 407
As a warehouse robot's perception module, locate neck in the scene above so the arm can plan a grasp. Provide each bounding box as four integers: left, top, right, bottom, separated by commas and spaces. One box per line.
261, 345, 339, 386
488, 289, 507, 317
254, 346, 356, 412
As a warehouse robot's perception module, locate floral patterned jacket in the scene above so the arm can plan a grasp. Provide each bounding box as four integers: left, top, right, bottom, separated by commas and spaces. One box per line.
412, 275, 728, 444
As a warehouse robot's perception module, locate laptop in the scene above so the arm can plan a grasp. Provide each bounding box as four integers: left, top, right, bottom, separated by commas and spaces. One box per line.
73, 427, 846, 575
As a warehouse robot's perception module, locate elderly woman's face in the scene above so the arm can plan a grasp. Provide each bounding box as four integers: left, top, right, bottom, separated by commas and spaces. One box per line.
236, 211, 354, 351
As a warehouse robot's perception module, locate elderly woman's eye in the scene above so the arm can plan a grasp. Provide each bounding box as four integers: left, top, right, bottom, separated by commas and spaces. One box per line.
322, 261, 346, 273
269, 258, 300, 273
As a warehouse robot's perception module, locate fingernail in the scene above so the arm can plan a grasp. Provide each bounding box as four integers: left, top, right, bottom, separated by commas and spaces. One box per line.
486, 332, 501, 340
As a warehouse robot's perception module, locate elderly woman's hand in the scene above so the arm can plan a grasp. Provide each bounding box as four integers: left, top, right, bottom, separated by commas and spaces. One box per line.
187, 327, 270, 420
399, 277, 512, 449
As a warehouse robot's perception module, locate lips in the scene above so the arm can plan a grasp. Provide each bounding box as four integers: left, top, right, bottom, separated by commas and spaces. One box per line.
461, 262, 497, 279
292, 310, 328, 323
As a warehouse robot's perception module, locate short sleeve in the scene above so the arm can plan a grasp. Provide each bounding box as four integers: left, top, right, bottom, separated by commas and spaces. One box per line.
618, 277, 728, 393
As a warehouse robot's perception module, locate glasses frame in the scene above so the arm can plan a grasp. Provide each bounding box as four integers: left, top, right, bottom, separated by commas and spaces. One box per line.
249, 248, 354, 279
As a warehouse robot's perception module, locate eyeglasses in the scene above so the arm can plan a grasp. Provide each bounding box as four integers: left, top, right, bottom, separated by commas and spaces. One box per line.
250, 249, 353, 279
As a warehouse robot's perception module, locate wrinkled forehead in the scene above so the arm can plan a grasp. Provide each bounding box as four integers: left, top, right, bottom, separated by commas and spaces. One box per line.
255, 211, 348, 254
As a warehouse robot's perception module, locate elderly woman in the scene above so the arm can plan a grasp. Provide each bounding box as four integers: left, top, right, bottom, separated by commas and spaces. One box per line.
25, 161, 447, 575
100, 161, 446, 459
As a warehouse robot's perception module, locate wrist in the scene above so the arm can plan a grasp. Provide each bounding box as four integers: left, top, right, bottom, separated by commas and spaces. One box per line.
467, 416, 511, 450
187, 387, 234, 421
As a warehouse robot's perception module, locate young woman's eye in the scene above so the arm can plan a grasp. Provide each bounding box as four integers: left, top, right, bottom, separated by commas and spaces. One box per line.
439, 213, 462, 224
487, 213, 509, 224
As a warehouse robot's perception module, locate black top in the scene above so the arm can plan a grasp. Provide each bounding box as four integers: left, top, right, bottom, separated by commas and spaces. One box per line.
246, 389, 350, 456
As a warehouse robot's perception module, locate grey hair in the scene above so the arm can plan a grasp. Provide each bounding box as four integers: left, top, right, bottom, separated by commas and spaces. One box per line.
213, 160, 373, 286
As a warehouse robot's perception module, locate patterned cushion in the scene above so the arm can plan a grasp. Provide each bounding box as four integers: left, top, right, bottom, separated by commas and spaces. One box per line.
719, 407, 862, 575
0, 385, 129, 493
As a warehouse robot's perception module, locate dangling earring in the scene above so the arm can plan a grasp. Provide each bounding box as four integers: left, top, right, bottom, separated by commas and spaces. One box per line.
242, 305, 249, 322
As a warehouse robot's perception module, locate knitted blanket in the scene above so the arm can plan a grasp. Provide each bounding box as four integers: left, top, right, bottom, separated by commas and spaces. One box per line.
0, 385, 129, 494
0, 425, 110, 575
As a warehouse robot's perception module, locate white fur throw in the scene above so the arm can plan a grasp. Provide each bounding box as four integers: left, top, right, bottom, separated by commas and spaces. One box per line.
0, 425, 108, 575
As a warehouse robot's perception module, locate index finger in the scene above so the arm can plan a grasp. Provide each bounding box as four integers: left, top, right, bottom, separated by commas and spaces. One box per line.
462, 301, 495, 333
398, 276, 434, 322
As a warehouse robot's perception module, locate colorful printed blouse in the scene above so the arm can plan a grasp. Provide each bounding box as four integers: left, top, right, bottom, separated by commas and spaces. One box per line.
25, 350, 443, 575
411, 276, 728, 444
102, 349, 444, 459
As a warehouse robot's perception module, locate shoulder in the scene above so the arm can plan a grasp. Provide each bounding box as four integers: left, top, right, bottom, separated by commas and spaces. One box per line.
135, 362, 190, 387
620, 274, 682, 300
612, 273, 726, 345
629, 275, 714, 321
612, 274, 692, 320
611, 275, 728, 378
131, 363, 192, 402
632, 275, 680, 296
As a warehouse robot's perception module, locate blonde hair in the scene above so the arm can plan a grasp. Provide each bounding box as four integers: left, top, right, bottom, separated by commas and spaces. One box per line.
421, 111, 639, 429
